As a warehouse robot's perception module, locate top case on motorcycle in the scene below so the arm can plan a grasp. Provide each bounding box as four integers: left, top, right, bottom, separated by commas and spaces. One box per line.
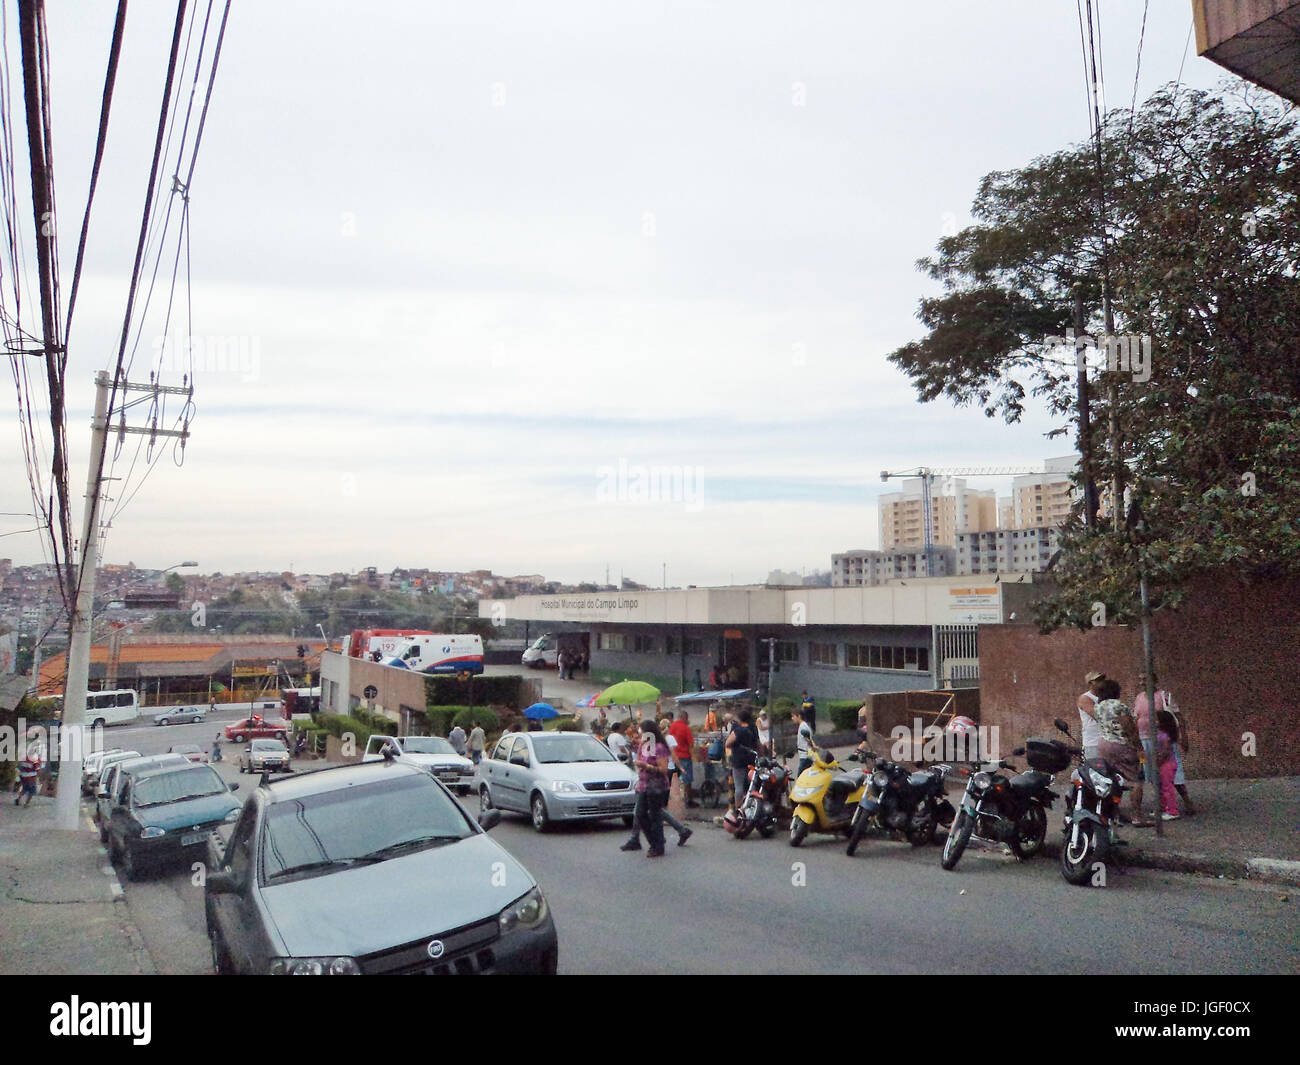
1009, 770, 1053, 793
907, 771, 933, 788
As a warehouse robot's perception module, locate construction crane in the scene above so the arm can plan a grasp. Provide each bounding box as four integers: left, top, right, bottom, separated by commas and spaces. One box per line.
879, 465, 1043, 554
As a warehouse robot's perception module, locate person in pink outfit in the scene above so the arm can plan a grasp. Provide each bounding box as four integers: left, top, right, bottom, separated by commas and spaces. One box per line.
1156, 710, 1180, 820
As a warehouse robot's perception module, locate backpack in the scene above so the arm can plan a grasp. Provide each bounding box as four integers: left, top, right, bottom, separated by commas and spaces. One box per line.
706, 736, 724, 760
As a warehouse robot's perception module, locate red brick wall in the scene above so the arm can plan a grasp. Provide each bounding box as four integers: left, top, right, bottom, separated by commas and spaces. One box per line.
978, 573, 1298, 778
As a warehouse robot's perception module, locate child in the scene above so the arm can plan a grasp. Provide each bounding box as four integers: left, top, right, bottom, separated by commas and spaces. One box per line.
1156, 710, 1180, 821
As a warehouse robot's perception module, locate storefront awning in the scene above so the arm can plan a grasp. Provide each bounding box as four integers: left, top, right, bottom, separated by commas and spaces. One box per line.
674, 688, 755, 702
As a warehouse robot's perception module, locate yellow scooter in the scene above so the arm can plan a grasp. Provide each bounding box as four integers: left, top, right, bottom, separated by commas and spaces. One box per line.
788, 747, 870, 846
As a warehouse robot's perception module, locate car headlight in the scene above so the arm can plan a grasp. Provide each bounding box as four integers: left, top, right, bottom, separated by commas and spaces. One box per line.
139, 827, 165, 839
550, 780, 581, 793
498, 887, 548, 933
269, 956, 361, 976
1087, 768, 1112, 796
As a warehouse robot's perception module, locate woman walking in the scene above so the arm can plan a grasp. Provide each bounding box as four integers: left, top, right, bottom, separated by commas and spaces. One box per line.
627, 719, 672, 858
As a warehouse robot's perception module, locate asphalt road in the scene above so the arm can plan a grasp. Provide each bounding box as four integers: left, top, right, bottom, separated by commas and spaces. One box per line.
100, 728, 1300, 976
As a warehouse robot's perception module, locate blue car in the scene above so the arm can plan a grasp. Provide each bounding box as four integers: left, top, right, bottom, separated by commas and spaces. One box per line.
106, 763, 241, 881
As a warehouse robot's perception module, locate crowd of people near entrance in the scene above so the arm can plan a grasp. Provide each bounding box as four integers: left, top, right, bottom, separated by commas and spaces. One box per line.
1076, 669, 1196, 823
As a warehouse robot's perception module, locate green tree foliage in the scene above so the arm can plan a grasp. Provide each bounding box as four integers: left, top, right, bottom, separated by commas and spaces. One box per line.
888, 84, 1300, 628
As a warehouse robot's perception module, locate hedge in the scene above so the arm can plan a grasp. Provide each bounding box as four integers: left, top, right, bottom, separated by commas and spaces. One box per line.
423, 706, 463, 735
452, 706, 500, 733
545, 716, 581, 732
314, 714, 379, 750
826, 700, 864, 731
423, 674, 526, 708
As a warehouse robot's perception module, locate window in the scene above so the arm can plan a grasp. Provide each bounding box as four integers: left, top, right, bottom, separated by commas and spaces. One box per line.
633, 634, 656, 654
777, 641, 799, 664
665, 634, 679, 656
809, 642, 837, 666
491, 737, 513, 762
686, 636, 706, 656
846, 644, 869, 668
598, 632, 625, 651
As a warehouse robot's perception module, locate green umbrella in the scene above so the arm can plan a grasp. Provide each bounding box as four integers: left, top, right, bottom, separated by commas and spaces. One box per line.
593, 680, 660, 707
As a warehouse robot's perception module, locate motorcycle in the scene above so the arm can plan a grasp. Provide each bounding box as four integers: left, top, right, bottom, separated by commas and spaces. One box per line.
1053, 718, 1129, 886
846, 755, 955, 857
940, 737, 1068, 871
788, 748, 868, 847
724, 756, 791, 839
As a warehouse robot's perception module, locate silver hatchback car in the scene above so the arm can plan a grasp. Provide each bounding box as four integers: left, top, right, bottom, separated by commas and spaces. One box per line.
479, 731, 638, 832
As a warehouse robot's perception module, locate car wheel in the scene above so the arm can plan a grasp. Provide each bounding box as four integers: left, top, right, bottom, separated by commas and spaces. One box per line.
159, 718, 170, 727
93, 718, 106, 730
530, 793, 550, 833
233, 733, 246, 743
479, 785, 494, 814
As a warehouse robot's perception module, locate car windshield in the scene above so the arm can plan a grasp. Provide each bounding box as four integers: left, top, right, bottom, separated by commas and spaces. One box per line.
400, 737, 455, 755
251, 740, 285, 751
133, 766, 228, 807
261, 772, 474, 883
531, 734, 616, 765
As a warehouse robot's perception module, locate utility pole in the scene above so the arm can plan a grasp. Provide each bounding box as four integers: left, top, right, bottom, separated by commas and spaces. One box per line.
54, 371, 191, 829
1074, 286, 1099, 527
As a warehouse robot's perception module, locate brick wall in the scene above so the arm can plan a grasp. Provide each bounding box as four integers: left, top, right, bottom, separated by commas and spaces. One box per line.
978, 573, 1298, 778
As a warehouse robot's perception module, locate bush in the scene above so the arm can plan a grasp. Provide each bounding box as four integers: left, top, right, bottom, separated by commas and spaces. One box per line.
423, 706, 465, 736
545, 716, 581, 732
826, 700, 863, 731
770, 695, 796, 721
452, 706, 500, 733
314, 714, 375, 749
351, 708, 399, 737
424, 675, 525, 708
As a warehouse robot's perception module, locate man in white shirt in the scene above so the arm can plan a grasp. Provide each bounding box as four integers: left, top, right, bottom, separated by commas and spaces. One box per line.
1077, 670, 1106, 760
606, 722, 630, 763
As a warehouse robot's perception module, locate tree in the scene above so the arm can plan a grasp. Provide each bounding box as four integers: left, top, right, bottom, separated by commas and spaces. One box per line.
164, 572, 185, 597
888, 83, 1300, 628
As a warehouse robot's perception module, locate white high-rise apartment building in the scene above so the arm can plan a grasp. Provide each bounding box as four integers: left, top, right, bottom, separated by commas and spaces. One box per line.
878, 478, 997, 550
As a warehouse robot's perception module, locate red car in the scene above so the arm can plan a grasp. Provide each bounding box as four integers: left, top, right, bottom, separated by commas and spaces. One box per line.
224, 715, 288, 743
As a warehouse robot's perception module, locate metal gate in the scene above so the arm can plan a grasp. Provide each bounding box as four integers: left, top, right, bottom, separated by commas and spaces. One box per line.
934, 624, 979, 685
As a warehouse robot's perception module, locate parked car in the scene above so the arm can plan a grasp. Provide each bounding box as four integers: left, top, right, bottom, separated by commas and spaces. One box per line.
204, 760, 558, 975
361, 734, 475, 795
95, 753, 191, 842
88, 750, 142, 797
82, 748, 125, 794
479, 731, 638, 833
225, 716, 288, 743
169, 743, 209, 764
240, 739, 291, 775
106, 763, 242, 881
154, 705, 207, 726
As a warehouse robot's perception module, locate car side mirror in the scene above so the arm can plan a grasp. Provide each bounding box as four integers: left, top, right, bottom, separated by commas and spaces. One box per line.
228, 782, 240, 791
206, 870, 240, 895
478, 809, 501, 832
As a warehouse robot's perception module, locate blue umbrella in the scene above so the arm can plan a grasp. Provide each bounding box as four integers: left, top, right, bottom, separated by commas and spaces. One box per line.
524, 702, 559, 720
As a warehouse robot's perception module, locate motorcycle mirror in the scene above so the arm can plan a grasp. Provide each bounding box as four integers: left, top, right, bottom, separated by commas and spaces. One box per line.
1054, 718, 1071, 734
1012, 747, 1025, 756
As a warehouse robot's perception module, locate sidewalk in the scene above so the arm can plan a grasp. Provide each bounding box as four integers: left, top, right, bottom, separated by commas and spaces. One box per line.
665, 738, 1300, 886
0, 789, 154, 975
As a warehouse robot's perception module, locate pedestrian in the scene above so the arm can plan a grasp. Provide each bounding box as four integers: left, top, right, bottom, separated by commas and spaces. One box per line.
800, 691, 816, 732
557, 649, 568, 678
468, 722, 486, 765
1156, 709, 1181, 821
607, 721, 631, 764
448, 722, 468, 756
724, 708, 760, 814
703, 703, 718, 733
594, 706, 609, 738
693, 668, 703, 692
1077, 670, 1107, 760
211, 733, 223, 763
14, 750, 40, 806
668, 710, 698, 807
756, 710, 772, 756
1131, 678, 1166, 820
1164, 688, 1196, 816
792, 707, 817, 777
708, 664, 720, 688
620, 719, 674, 857
1092, 679, 1149, 826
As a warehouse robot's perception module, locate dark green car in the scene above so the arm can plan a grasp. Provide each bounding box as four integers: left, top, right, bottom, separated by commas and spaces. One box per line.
107, 763, 241, 881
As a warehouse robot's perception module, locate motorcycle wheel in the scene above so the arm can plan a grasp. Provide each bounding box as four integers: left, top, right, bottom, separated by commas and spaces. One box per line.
757, 822, 775, 839
1060, 821, 1099, 885
941, 810, 973, 870
845, 808, 869, 857
789, 817, 809, 847
1010, 804, 1048, 859
906, 808, 935, 847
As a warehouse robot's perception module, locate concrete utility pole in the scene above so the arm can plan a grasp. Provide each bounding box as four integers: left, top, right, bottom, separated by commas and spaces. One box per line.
54, 371, 192, 830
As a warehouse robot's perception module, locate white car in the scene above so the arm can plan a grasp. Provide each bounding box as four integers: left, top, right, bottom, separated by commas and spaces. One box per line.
362, 735, 476, 795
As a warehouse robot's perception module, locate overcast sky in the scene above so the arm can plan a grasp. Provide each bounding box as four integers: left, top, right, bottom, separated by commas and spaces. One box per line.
0, 1, 1227, 587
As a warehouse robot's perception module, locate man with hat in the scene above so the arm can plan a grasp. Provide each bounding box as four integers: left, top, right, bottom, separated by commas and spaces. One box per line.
1077, 670, 1107, 760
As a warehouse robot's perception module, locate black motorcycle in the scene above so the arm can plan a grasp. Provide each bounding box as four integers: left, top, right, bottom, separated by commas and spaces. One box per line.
940, 737, 1068, 871
1053, 718, 1129, 886
726, 756, 791, 840
845, 754, 954, 857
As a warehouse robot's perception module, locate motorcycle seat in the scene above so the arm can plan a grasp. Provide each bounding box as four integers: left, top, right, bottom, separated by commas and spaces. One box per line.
830, 770, 866, 792
1010, 770, 1052, 793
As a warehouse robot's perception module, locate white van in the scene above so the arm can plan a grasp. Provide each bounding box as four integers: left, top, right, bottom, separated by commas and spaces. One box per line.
84, 689, 142, 729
